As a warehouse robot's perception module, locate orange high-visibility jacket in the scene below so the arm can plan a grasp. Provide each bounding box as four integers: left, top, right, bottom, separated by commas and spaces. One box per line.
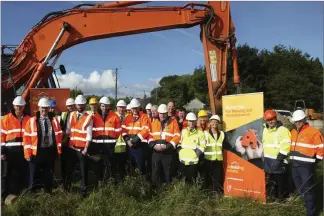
69, 112, 92, 148
1, 111, 30, 150
290, 124, 324, 164
122, 111, 151, 143
23, 112, 62, 159
148, 118, 181, 148
92, 110, 122, 143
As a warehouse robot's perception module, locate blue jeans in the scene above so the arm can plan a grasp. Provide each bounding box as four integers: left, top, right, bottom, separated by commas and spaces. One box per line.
292, 165, 316, 216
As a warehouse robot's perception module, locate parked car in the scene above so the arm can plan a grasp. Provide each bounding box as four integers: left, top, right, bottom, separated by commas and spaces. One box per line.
275, 109, 294, 123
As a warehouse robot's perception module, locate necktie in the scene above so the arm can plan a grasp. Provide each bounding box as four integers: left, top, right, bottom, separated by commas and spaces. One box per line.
44, 118, 49, 136
44, 118, 50, 145
77, 113, 81, 121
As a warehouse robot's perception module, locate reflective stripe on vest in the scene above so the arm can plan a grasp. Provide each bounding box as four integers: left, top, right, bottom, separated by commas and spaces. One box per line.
122, 112, 150, 143
115, 112, 127, 153
204, 130, 224, 161
149, 118, 181, 148
179, 128, 206, 165
23, 116, 62, 159
1, 113, 30, 147
263, 126, 291, 160
69, 112, 92, 148
290, 125, 324, 163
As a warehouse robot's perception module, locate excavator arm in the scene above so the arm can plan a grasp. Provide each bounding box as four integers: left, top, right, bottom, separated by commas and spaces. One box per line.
1, 1, 240, 115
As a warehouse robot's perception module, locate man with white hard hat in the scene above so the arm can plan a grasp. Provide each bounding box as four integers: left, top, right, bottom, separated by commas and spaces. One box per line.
90, 96, 121, 184
177, 112, 206, 183
145, 103, 152, 119
24, 97, 62, 194
289, 110, 323, 216
113, 99, 128, 180
64, 94, 93, 197
122, 98, 151, 175
201, 114, 226, 193
59, 97, 76, 191
148, 104, 181, 186
1, 96, 30, 198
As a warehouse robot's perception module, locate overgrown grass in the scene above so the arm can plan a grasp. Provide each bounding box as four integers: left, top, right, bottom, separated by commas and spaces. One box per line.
3, 171, 323, 216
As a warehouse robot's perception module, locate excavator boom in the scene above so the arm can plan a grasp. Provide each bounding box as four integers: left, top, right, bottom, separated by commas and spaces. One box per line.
1, 1, 239, 115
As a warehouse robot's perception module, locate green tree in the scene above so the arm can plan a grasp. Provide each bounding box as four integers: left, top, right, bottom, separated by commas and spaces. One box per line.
70, 87, 83, 98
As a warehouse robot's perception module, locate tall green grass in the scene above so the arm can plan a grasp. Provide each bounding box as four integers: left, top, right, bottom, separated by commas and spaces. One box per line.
3, 171, 322, 216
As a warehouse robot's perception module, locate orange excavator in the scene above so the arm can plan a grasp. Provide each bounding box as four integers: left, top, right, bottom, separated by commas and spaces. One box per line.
1, 1, 240, 115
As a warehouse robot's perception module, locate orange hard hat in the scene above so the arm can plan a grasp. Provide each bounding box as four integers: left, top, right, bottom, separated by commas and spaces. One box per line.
264, 110, 277, 120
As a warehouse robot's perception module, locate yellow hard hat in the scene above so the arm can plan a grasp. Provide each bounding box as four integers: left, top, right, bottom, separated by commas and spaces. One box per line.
198, 110, 208, 118
89, 97, 98, 105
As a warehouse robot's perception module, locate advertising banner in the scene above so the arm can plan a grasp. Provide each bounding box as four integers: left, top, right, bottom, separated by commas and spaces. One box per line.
222, 92, 266, 202
30, 88, 70, 116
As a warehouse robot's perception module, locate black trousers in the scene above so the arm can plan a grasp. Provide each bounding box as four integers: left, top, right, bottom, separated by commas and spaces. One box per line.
65, 148, 89, 197
151, 151, 175, 186
202, 160, 224, 193
61, 146, 71, 190
29, 146, 57, 193
266, 173, 287, 200
90, 143, 115, 182
111, 152, 127, 180
1, 148, 28, 197
179, 163, 198, 184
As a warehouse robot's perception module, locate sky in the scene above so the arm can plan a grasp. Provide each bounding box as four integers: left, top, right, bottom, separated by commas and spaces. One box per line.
1, 1, 323, 98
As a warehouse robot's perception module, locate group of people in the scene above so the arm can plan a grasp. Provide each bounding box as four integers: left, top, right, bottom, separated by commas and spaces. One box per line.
1, 95, 323, 216
1, 95, 225, 201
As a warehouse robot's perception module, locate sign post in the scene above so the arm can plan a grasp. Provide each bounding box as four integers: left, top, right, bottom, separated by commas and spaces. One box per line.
29, 88, 70, 116
222, 92, 266, 202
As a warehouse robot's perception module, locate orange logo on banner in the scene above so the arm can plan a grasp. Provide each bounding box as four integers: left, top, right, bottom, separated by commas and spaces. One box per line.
30, 88, 70, 116
223, 150, 266, 203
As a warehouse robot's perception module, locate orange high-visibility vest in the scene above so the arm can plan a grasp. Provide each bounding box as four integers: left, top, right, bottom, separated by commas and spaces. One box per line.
92, 110, 121, 144
23, 114, 62, 159
1, 112, 30, 148
69, 112, 92, 148
148, 118, 181, 148
122, 111, 151, 142
290, 124, 324, 163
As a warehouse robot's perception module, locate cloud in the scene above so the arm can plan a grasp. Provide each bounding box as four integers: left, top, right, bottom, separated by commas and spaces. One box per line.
57, 70, 161, 99
57, 70, 116, 95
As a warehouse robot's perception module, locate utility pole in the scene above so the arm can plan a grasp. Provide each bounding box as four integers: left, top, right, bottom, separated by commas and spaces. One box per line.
114, 68, 118, 103
111, 68, 121, 103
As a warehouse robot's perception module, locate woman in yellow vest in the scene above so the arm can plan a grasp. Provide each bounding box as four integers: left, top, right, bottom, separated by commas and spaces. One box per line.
177, 112, 206, 183
202, 115, 225, 193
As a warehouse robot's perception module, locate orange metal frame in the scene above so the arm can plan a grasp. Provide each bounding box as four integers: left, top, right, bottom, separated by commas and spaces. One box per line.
1, 1, 240, 114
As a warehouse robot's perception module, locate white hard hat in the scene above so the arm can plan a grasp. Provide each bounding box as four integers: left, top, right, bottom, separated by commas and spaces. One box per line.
210, 115, 221, 121
146, 103, 152, 110
129, 98, 140, 108
12, 96, 26, 106
126, 104, 131, 110
157, 104, 168, 113
117, 100, 126, 107
74, 95, 87, 105
186, 112, 197, 121
38, 97, 50, 107
66, 98, 75, 106
292, 110, 306, 122
99, 96, 110, 105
